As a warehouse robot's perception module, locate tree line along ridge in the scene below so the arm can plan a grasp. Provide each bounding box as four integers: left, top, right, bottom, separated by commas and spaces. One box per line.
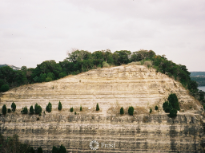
0, 49, 204, 105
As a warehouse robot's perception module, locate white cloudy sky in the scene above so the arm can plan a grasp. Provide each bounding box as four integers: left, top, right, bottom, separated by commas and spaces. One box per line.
0, 0, 205, 71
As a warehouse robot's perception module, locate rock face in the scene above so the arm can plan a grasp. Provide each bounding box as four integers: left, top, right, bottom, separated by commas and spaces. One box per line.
0, 64, 204, 152
0, 65, 201, 113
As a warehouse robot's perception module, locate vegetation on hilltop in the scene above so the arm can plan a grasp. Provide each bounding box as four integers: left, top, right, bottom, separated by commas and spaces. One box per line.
0, 49, 204, 105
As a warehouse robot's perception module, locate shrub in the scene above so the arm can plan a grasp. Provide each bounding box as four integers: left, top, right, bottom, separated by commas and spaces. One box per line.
80, 105, 82, 111
96, 103, 100, 111
46, 102, 52, 112
35, 103, 42, 115
52, 146, 59, 153
8, 109, 11, 113
58, 101, 62, 111
45, 77, 52, 82
30, 106, 34, 115
21, 107, 28, 114
149, 108, 152, 114
128, 106, 134, 115
75, 111, 76, 115
59, 145, 66, 153
169, 109, 177, 118
102, 61, 109, 67
11, 102, 16, 112
168, 93, 180, 110
0, 84, 9, 92
120, 107, 124, 115
2, 104, 7, 115
163, 101, 172, 113
155, 105, 158, 111
52, 145, 66, 153
37, 146, 43, 153
70, 107, 73, 112
163, 93, 180, 118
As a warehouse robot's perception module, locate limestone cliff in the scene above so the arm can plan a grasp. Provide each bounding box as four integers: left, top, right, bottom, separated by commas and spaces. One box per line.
0, 64, 205, 152
0, 64, 202, 114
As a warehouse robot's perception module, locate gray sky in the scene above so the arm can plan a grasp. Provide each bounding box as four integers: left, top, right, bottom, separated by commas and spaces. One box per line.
0, 0, 205, 71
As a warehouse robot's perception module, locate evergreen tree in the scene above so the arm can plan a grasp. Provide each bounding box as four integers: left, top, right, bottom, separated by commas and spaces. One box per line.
30, 106, 34, 115
2, 104, 7, 115
120, 107, 124, 115
21, 107, 28, 114
37, 147, 43, 153
128, 106, 134, 115
96, 103, 100, 111
11, 102, 16, 112
46, 102, 52, 112
70, 107, 73, 112
58, 101, 62, 111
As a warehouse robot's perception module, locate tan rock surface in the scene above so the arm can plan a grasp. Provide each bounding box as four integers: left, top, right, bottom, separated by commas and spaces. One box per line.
0, 65, 202, 114
0, 64, 204, 152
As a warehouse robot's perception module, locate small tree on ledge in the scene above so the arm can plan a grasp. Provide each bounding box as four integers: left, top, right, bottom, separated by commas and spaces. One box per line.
128, 106, 134, 116
58, 101, 62, 111
96, 103, 100, 111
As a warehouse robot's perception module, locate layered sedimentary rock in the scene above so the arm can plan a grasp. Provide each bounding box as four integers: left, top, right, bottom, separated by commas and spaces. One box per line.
0, 64, 204, 152
0, 65, 201, 113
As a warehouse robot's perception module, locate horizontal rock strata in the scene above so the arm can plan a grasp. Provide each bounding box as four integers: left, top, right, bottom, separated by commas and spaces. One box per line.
0, 114, 204, 152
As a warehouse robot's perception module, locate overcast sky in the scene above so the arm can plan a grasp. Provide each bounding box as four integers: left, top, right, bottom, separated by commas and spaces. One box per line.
0, 0, 205, 71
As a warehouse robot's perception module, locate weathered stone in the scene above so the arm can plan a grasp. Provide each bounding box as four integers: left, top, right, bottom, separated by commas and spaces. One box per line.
0, 65, 205, 152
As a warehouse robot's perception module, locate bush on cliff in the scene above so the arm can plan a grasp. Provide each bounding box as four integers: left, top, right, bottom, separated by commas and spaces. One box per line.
37, 147, 43, 153
96, 103, 100, 111
70, 107, 73, 112
46, 102, 52, 112
0, 84, 9, 92
52, 145, 66, 153
163, 93, 180, 118
11, 102, 16, 112
8, 109, 11, 113
120, 107, 124, 115
58, 101, 62, 111
155, 105, 158, 111
128, 106, 134, 115
2, 104, 7, 115
21, 107, 28, 114
80, 105, 82, 111
30, 106, 34, 115
35, 103, 42, 115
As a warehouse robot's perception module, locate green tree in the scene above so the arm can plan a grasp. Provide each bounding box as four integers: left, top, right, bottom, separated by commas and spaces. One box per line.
168, 93, 180, 110
21, 107, 28, 114
45, 77, 52, 82
163, 101, 172, 113
2, 104, 7, 115
11, 102, 16, 112
155, 105, 158, 111
128, 106, 134, 115
149, 108, 152, 113
58, 101, 62, 111
120, 107, 124, 115
59, 145, 66, 153
70, 107, 73, 112
46, 102, 52, 112
96, 103, 100, 111
52, 146, 59, 153
80, 105, 82, 111
30, 106, 34, 115
35, 103, 42, 115
37, 147, 43, 153
0, 84, 9, 92
169, 108, 177, 118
